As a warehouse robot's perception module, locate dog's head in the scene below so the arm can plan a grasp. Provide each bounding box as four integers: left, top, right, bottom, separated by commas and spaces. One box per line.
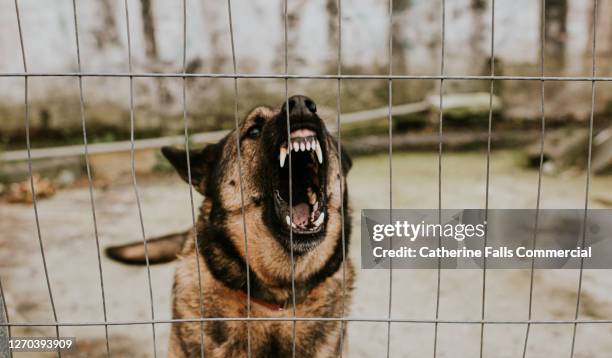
162, 95, 351, 282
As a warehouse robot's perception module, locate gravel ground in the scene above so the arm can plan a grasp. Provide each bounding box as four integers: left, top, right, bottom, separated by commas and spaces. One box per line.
2, 150, 612, 357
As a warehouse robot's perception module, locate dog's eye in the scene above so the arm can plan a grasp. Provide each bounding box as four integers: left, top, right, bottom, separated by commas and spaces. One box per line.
246, 126, 262, 139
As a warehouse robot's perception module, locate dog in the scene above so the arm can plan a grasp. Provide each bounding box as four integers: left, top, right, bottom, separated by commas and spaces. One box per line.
106, 95, 354, 357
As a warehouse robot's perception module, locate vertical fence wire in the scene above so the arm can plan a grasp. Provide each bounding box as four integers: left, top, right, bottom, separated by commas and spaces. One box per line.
385, 0, 394, 356
522, 0, 547, 356
69, 1, 111, 355
570, 0, 599, 355
180, 0, 207, 356
282, 1, 298, 356
226, 0, 253, 356
480, 0, 496, 356
335, 0, 348, 355
0, 276, 13, 358
433, 0, 446, 356
122, 1, 158, 356
12, 2, 62, 357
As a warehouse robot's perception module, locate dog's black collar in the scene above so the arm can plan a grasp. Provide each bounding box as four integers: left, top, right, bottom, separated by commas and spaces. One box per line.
232, 286, 313, 311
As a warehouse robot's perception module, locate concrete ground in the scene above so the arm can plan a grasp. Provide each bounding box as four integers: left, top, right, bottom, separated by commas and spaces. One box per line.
2, 150, 612, 357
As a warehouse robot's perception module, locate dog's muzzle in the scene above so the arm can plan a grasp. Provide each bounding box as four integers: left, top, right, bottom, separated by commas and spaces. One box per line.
273, 95, 328, 236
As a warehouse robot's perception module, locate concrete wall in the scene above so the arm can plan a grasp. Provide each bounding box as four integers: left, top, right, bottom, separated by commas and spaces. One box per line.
0, 0, 606, 141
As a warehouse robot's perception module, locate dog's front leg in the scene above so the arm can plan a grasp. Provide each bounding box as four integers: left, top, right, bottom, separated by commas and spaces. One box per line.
168, 323, 187, 358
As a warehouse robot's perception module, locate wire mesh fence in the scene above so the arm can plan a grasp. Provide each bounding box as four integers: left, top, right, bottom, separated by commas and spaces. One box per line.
1, 0, 611, 357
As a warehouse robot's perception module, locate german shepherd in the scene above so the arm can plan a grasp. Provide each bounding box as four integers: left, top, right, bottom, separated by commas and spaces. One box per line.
106, 95, 354, 357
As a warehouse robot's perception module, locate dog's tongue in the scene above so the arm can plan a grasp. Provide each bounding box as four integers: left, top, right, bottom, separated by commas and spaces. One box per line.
292, 203, 310, 227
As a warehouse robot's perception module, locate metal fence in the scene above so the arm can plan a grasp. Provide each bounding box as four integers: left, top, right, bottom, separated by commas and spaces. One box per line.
1, 0, 611, 357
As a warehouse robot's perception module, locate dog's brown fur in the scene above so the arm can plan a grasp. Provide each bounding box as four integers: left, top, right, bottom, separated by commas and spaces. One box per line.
107, 100, 353, 357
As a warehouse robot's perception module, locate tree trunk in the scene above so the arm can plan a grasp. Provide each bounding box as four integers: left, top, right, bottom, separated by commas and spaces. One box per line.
543, 0, 568, 73
201, 0, 227, 73
326, 0, 339, 70
140, 0, 158, 59
93, 0, 120, 49
390, 0, 411, 74
594, 0, 612, 76
469, 0, 487, 74
276, 0, 308, 71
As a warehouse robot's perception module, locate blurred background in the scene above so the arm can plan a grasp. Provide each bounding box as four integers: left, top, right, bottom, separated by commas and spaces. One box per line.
1, 0, 612, 357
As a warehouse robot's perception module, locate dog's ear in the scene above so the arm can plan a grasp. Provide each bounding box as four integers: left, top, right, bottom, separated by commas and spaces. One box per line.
330, 137, 352, 175
161, 144, 219, 194
340, 145, 352, 175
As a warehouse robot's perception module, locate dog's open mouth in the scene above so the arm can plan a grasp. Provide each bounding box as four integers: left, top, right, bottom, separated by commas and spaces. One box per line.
273, 128, 326, 235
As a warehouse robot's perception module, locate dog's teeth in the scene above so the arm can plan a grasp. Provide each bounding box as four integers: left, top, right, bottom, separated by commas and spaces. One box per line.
293, 141, 299, 152
313, 201, 319, 212
300, 142, 306, 151
314, 212, 325, 226
306, 141, 311, 151
308, 190, 316, 205
279, 147, 287, 168
286, 215, 291, 226
315, 140, 323, 164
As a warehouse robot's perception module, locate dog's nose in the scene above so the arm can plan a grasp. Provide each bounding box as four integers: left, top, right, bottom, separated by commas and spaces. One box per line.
282, 95, 317, 117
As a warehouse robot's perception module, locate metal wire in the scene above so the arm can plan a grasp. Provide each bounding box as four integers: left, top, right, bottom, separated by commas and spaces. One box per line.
2, 317, 612, 327
180, 0, 206, 356
283, 1, 298, 356
385, 0, 394, 356
0, 276, 13, 358
69, 1, 110, 355
480, 0, 496, 356
570, 0, 599, 355
123, 1, 158, 356
1, 72, 612, 81
433, 0, 446, 356
226, 1, 252, 356
335, 0, 348, 356
12, 2, 62, 357
522, 0, 547, 356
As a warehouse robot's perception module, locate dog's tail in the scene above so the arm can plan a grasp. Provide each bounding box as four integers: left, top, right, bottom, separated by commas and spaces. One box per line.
105, 230, 190, 265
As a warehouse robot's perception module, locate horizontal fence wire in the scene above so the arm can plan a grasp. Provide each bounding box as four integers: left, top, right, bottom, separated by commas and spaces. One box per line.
1, 73, 612, 81
0, 73, 612, 81
2, 317, 612, 327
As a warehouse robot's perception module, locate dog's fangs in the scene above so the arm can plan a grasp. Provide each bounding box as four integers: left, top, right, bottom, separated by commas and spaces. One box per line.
106, 95, 354, 357
276, 128, 325, 234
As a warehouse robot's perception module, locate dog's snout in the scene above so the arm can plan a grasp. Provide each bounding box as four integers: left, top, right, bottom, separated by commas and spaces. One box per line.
303, 98, 316, 113
283, 95, 317, 117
